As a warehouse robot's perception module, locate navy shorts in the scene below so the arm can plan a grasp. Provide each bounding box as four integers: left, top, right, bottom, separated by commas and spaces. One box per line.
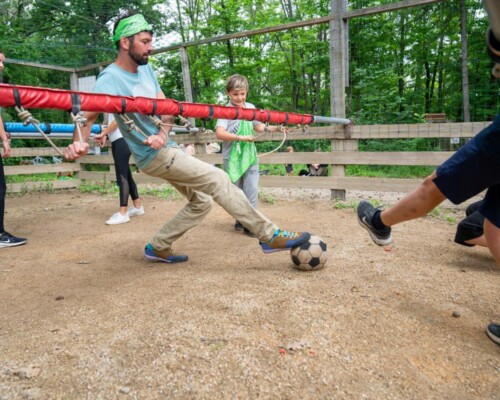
434, 130, 500, 228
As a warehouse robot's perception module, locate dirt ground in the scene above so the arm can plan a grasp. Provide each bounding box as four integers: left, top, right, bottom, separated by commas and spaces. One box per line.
0, 188, 498, 399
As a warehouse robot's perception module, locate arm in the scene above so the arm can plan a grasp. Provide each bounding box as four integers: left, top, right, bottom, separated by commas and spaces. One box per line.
63, 111, 99, 160
0, 115, 11, 158
254, 123, 289, 136
142, 91, 174, 150
215, 125, 255, 142
94, 119, 118, 147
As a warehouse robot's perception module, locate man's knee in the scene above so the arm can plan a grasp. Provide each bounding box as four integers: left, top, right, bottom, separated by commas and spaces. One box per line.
418, 173, 446, 202
190, 193, 213, 213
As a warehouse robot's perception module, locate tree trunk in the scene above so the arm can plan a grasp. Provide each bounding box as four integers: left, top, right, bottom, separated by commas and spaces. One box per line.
460, 0, 470, 122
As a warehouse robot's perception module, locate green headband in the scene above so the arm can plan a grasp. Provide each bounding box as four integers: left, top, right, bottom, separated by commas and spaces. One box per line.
113, 14, 152, 43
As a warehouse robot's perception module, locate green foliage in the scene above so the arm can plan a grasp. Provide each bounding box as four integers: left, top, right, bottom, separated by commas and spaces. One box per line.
346, 165, 435, 179
5, 173, 64, 183
0, 0, 497, 185
258, 190, 276, 205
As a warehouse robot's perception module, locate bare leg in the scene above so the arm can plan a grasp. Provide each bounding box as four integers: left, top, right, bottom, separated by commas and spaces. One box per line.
380, 171, 447, 227
484, 218, 500, 265
465, 235, 488, 247
132, 199, 142, 208
118, 206, 128, 215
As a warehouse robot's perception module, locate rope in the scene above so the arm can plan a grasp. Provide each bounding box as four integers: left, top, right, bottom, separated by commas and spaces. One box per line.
147, 115, 194, 135
256, 125, 287, 158
15, 106, 64, 157
69, 112, 86, 144
118, 114, 149, 139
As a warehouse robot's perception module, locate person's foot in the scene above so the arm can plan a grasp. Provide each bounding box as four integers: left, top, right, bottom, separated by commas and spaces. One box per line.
244, 227, 255, 238
260, 229, 310, 254
128, 206, 145, 217
357, 200, 392, 246
486, 323, 500, 345
144, 244, 188, 263
0, 231, 27, 248
106, 212, 130, 225
234, 221, 244, 232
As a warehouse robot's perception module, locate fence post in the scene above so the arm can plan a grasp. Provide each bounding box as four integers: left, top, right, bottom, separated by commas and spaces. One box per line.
330, 0, 349, 200
179, 47, 196, 128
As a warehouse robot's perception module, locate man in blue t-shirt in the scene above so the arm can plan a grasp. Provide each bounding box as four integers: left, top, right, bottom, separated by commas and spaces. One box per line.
63, 12, 311, 264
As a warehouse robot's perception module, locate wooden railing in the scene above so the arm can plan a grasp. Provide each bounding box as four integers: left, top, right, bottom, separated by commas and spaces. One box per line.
5, 121, 489, 196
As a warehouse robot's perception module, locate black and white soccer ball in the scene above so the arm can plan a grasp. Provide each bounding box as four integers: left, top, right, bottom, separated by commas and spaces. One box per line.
290, 235, 328, 271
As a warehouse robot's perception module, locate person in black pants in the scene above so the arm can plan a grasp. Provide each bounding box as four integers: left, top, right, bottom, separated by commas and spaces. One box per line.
94, 115, 144, 225
0, 51, 27, 248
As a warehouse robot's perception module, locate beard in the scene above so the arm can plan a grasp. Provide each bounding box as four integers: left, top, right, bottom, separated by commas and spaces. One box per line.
128, 45, 149, 66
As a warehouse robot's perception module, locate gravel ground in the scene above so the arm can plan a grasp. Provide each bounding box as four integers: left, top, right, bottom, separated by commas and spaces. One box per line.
0, 189, 498, 399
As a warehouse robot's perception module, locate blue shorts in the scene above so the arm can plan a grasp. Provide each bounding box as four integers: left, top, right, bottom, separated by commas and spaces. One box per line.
434, 122, 500, 228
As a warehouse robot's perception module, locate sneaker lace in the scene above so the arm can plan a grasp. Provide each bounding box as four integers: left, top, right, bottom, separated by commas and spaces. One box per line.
277, 230, 299, 239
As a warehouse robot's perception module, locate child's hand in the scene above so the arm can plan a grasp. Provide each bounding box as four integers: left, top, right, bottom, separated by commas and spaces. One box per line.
280, 126, 289, 134
272, 125, 288, 134
244, 136, 255, 142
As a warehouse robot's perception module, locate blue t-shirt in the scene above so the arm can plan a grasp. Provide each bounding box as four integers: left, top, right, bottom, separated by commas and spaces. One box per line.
94, 63, 176, 169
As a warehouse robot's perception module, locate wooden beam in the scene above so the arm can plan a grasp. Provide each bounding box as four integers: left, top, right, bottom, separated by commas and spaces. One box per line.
11, 148, 66, 157
8, 0, 443, 72
6, 58, 76, 72
343, 0, 442, 19
78, 170, 423, 193
151, 0, 443, 54
5, 163, 82, 175
260, 175, 422, 192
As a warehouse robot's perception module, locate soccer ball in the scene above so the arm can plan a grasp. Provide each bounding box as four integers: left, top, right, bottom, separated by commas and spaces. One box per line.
290, 235, 328, 271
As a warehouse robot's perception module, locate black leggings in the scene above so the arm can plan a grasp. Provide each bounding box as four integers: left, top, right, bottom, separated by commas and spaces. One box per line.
111, 138, 139, 207
0, 155, 5, 232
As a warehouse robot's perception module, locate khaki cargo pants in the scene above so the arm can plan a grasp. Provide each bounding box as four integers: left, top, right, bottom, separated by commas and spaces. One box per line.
142, 147, 278, 251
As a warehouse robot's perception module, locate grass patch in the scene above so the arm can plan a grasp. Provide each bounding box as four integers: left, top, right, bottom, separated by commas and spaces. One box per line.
346, 165, 434, 179
5, 173, 73, 184
78, 180, 183, 200
259, 191, 276, 205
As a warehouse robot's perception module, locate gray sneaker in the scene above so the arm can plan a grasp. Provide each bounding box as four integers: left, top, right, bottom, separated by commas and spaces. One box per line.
357, 201, 392, 246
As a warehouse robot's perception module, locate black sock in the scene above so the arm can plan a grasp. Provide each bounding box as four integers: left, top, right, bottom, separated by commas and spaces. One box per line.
372, 210, 388, 230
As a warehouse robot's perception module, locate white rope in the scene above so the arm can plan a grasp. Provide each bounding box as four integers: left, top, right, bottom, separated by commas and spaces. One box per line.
15, 106, 64, 156
257, 126, 287, 158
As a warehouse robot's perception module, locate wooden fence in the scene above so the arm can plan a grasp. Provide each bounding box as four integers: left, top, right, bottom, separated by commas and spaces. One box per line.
5, 121, 489, 198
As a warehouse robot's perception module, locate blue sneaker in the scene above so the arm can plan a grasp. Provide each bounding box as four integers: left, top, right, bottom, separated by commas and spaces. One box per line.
144, 244, 188, 263
0, 231, 27, 248
260, 229, 310, 254
487, 323, 500, 345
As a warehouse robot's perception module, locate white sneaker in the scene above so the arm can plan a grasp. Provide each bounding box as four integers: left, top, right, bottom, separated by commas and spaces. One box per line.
128, 206, 145, 217
106, 212, 130, 225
